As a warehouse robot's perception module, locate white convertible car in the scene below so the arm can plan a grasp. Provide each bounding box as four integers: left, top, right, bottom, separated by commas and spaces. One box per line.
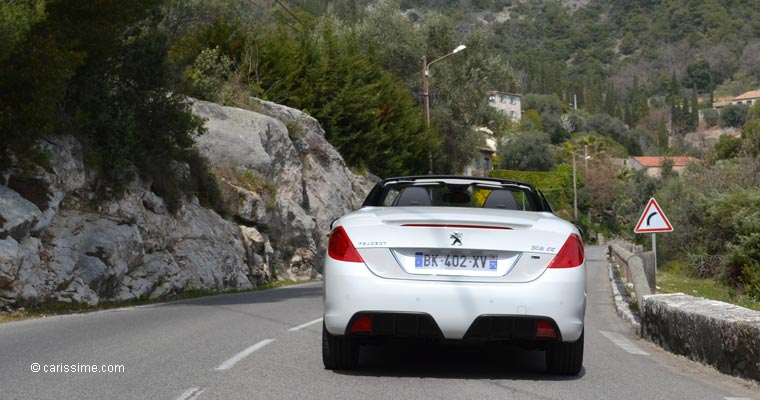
322, 176, 586, 375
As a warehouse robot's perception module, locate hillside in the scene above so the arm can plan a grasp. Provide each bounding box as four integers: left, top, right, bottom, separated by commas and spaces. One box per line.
2, 0, 760, 303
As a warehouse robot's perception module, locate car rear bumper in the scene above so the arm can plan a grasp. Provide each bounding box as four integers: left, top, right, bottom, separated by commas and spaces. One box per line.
324, 259, 586, 342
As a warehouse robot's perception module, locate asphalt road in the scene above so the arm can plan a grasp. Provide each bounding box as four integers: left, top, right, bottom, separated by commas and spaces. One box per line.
1, 245, 758, 400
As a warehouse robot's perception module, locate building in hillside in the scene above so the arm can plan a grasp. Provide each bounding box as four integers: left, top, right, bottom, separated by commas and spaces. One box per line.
466, 91, 521, 176
464, 127, 498, 177
487, 91, 521, 122
629, 156, 698, 178
712, 98, 732, 109
731, 90, 760, 106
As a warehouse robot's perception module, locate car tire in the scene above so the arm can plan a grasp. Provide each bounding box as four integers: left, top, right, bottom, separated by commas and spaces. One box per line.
545, 329, 584, 375
322, 323, 359, 370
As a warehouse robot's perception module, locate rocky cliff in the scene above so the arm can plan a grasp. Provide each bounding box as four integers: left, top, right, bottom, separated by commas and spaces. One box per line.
0, 99, 373, 308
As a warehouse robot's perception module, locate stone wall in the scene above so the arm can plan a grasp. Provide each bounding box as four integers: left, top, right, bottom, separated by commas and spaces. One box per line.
641, 294, 760, 381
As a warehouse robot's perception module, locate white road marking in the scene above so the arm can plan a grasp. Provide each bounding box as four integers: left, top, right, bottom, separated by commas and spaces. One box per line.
724, 397, 753, 400
215, 339, 276, 371
600, 331, 649, 355
175, 387, 205, 400
288, 317, 323, 332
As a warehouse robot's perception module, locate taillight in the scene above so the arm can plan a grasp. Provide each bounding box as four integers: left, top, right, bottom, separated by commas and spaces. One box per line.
327, 226, 364, 263
535, 321, 558, 339
547, 233, 584, 268
350, 315, 373, 333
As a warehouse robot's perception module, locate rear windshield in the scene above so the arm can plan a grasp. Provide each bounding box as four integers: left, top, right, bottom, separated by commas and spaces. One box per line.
367, 183, 548, 212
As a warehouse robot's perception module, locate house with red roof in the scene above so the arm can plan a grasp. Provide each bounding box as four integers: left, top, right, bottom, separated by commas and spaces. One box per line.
629, 156, 698, 178
732, 90, 760, 106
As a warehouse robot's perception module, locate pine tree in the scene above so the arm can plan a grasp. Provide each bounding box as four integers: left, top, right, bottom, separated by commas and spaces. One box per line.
681, 97, 690, 134
604, 80, 616, 116
668, 70, 680, 105
690, 88, 699, 132
657, 115, 669, 153
670, 98, 682, 135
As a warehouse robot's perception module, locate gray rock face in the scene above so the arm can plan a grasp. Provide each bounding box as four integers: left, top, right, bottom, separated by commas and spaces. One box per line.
0, 98, 372, 307
0, 186, 42, 241
193, 99, 373, 279
641, 293, 760, 381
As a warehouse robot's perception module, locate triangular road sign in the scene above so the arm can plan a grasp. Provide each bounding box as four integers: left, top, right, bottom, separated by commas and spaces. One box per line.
634, 198, 673, 233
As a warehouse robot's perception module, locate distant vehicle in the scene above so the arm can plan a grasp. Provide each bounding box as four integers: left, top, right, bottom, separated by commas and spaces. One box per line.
322, 176, 586, 375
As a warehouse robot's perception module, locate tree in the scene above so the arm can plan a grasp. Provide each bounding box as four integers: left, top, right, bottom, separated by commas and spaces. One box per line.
587, 113, 641, 156
619, 32, 637, 55
668, 70, 680, 102
720, 104, 749, 129
358, 11, 516, 174
298, 19, 436, 177
522, 93, 566, 143
356, 2, 423, 87
681, 97, 691, 132
0, 1, 46, 62
657, 115, 669, 153
711, 135, 742, 161
0, 0, 214, 208
498, 131, 556, 171
521, 110, 543, 131
682, 60, 713, 94
426, 31, 516, 173
743, 120, 760, 157
690, 89, 699, 132
740, 40, 760, 81
660, 157, 677, 179
749, 102, 760, 122
702, 108, 718, 127
703, 44, 738, 84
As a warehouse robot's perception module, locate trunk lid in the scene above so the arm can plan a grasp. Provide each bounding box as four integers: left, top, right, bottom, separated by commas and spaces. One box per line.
337, 207, 577, 283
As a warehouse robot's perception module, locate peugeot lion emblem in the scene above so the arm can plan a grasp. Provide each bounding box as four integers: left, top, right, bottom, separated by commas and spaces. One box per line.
450, 232, 463, 246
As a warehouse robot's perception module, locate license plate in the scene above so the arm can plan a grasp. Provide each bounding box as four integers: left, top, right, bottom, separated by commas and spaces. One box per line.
414, 252, 498, 271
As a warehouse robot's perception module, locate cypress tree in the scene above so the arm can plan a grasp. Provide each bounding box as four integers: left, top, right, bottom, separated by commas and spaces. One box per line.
668, 70, 680, 104
604, 80, 616, 116
670, 98, 682, 135
690, 88, 700, 131
657, 115, 669, 153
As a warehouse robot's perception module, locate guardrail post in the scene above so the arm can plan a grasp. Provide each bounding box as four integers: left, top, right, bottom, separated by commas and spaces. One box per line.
609, 243, 653, 302
641, 251, 656, 294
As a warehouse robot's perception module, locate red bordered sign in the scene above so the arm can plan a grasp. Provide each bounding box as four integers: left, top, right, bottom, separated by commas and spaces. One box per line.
634, 198, 673, 233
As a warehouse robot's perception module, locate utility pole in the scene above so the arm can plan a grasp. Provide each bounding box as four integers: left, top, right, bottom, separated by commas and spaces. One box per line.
422, 55, 432, 174
421, 45, 466, 175
585, 144, 590, 225
573, 155, 578, 222
422, 56, 430, 129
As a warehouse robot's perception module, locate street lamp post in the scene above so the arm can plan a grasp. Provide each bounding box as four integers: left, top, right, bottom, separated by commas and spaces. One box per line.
422, 44, 466, 174
573, 152, 591, 222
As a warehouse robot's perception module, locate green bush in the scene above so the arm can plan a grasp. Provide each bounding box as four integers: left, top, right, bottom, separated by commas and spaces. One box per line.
654, 160, 760, 294
498, 131, 556, 171
702, 108, 719, 127
490, 164, 579, 213
185, 46, 233, 102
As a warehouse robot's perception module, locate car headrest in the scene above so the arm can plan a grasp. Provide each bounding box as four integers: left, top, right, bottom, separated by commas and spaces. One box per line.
483, 190, 518, 210
395, 186, 431, 206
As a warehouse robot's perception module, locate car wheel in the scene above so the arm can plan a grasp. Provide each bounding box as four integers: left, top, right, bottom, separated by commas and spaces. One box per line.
322, 323, 358, 370
545, 329, 584, 375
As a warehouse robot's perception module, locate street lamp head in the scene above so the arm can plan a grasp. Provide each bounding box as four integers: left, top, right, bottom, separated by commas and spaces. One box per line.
452, 45, 466, 53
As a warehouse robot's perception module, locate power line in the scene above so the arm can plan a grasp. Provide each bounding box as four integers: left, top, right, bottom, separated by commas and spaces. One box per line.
271, 0, 307, 29
245, 0, 300, 33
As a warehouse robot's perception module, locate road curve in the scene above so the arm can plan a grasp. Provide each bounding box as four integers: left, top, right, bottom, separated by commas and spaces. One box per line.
0, 245, 757, 400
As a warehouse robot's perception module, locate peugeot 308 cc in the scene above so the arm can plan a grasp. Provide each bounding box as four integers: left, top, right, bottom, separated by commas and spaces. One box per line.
322, 176, 586, 375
